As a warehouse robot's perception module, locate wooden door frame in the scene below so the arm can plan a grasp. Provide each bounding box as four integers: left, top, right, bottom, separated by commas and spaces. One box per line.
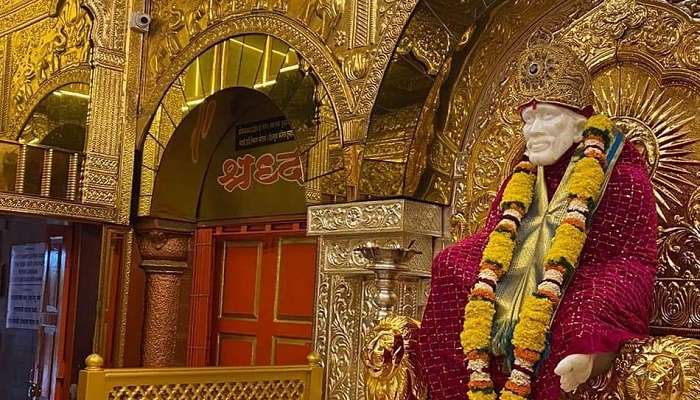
33, 224, 80, 400
186, 216, 308, 367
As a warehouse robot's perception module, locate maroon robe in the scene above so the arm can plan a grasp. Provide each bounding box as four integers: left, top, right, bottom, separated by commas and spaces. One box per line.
418, 143, 657, 399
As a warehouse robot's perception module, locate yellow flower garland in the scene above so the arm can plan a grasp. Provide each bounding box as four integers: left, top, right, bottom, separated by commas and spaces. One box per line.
501, 171, 537, 210
568, 157, 605, 201
461, 299, 497, 350
461, 114, 615, 400
511, 296, 553, 353
547, 224, 587, 268
482, 231, 517, 269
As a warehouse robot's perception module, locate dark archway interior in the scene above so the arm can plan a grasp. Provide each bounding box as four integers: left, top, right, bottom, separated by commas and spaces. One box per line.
150, 87, 306, 222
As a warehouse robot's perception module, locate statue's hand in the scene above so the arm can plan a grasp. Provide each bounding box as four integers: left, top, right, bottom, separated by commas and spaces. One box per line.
554, 353, 594, 393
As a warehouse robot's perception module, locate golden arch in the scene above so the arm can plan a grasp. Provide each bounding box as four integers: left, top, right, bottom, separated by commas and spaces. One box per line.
9, 66, 91, 140
137, 12, 354, 143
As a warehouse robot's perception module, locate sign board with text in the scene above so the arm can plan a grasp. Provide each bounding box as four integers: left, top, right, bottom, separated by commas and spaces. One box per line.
6, 242, 46, 330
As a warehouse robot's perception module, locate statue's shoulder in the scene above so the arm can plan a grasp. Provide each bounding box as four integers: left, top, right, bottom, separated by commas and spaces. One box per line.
432, 231, 488, 277
608, 140, 653, 189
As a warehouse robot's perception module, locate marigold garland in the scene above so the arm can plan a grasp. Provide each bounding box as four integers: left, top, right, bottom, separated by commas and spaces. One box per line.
567, 157, 605, 201
461, 114, 615, 399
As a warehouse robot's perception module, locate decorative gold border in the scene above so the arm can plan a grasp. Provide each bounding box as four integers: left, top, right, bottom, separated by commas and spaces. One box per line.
307, 199, 443, 236
0, 0, 58, 36
0, 192, 116, 221
7, 65, 91, 139
114, 228, 133, 367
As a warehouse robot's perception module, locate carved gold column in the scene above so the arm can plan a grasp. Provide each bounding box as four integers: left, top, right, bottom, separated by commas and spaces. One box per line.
136, 219, 193, 367
306, 91, 333, 204
307, 199, 443, 400
82, 46, 125, 215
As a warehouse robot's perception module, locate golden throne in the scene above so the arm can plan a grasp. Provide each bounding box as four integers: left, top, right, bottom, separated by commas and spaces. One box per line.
363, 0, 700, 399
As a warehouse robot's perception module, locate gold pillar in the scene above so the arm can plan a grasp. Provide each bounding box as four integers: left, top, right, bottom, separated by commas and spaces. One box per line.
82, 45, 130, 223
306, 92, 333, 204
136, 219, 193, 367
307, 199, 444, 400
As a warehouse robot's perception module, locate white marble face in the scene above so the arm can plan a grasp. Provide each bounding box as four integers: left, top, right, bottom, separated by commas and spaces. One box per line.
520, 102, 587, 166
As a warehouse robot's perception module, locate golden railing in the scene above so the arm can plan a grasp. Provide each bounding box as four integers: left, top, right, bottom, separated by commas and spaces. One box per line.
0, 139, 83, 200
78, 353, 324, 400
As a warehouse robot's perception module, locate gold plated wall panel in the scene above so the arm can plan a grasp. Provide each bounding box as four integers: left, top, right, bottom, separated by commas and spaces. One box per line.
0, 0, 58, 36
3, 0, 91, 139
308, 199, 440, 400
140, 0, 422, 146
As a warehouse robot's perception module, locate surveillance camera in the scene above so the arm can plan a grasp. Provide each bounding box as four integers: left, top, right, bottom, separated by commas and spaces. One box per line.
130, 12, 152, 33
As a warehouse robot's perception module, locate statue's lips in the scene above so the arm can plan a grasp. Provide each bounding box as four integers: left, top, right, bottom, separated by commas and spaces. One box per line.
527, 139, 551, 152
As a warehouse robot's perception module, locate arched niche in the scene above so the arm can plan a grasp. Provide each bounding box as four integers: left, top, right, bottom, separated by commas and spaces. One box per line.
0, 83, 90, 198
6, 0, 92, 139
150, 87, 308, 222
18, 83, 90, 151
137, 11, 353, 139
358, 0, 502, 201
138, 34, 348, 218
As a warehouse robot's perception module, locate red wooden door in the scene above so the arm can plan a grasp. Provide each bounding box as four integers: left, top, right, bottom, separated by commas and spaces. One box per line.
212, 234, 316, 366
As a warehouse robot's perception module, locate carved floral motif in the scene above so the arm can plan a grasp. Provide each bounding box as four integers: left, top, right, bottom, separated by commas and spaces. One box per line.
9, 0, 91, 120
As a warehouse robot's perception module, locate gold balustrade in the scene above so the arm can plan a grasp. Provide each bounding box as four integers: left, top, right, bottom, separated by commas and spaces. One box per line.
78, 353, 324, 400
0, 139, 83, 200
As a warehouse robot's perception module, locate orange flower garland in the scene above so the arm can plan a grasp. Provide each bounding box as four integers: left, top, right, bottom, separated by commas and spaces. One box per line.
461, 114, 615, 400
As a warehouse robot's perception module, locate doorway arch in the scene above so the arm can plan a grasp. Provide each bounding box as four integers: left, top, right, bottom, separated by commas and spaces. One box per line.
138, 34, 348, 218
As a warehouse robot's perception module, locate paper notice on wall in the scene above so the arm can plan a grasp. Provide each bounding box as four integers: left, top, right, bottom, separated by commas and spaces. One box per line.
6, 242, 46, 329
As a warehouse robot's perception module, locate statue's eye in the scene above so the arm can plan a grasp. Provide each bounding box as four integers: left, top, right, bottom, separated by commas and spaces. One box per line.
541, 111, 556, 120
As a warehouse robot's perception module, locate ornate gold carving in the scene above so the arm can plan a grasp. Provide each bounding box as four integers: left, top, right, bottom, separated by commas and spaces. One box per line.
652, 280, 700, 332
514, 37, 594, 111
115, 229, 133, 367
360, 161, 404, 197
141, 11, 354, 130
0, 0, 58, 36
404, 57, 452, 198
364, 315, 426, 400
339, 50, 369, 81
0, 192, 116, 221
8, 0, 91, 125
573, 336, 700, 399
308, 199, 442, 236
395, 6, 450, 76
309, 201, 402, 234
310, 199, 438, 400
354, 0, 419, 116
82, 153, 120, 206
349, 0, 376, 47
343, 143, 364, 200
666, 0, 700, 19
302, 0, 345, 41
7, 67, 91, 140
326, 274, 361, 400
